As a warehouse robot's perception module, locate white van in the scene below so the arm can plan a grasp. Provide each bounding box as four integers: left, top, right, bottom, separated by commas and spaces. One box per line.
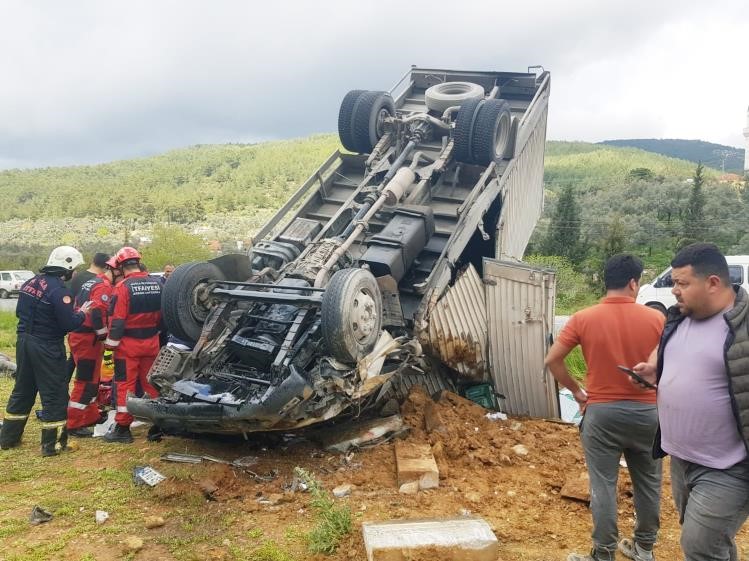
637, 256, 749, 314
0, 270, 34, 299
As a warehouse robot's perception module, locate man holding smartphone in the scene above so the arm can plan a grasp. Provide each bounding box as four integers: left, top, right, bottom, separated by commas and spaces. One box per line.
633, 243, 749, 561
545, 254, 666, 561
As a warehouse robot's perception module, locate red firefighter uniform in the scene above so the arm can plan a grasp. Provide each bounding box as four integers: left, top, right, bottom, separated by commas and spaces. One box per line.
104, 271, 162, 427
66, 273, 112, 429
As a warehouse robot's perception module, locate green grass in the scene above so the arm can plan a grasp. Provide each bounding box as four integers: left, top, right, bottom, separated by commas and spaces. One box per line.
0, 310, 17, 356
294, 467, 352, 555
564, 346, 588, 382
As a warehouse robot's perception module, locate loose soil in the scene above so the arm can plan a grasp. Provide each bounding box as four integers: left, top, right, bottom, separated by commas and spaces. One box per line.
2, 384, 749, 561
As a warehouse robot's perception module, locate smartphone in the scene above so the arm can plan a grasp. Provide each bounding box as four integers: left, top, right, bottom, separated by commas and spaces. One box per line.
617, 365, 657, 390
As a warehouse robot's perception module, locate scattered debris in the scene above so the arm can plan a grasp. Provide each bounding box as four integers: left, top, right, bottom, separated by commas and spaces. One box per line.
0, 353, 16, 376
485, 411, 508, 421
362, 517, 499, 561
510, 421, 523, 431
558, 388, 583, 425
144, 515, 165, 529
29, 506, 53, 525
95, 510, 109, 525
511, 444, 529, 456
561, 472, 591, 503
395, 441, 439, 490
161, 452, 259, 469
332, 484, 353, 498
123, 536, 144, 552
311, 415, 407, 453
132, 466, 166, 487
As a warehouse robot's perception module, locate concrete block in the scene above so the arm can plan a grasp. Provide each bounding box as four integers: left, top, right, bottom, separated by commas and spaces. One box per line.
395, 441, 439, 489
362, 517, 499, 561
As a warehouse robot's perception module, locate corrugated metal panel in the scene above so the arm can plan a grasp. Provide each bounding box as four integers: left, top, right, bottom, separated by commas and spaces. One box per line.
426, 264, 488, 382
484, 259, 558, 418
496, 105, 548, 260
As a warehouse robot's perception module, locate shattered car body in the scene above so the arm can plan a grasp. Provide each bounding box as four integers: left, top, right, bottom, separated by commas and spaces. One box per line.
128, 66, 551, 434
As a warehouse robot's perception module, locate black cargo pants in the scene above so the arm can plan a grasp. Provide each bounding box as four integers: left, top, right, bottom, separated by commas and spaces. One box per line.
5, 333, 69, 423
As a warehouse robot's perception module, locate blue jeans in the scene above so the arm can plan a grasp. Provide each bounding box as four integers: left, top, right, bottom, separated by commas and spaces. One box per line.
581, 402, 662, 560
671, 456, 749, 561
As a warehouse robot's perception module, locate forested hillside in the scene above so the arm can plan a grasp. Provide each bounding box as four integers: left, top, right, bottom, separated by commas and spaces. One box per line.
599, 138, 745, 173
1, 138, 747, 282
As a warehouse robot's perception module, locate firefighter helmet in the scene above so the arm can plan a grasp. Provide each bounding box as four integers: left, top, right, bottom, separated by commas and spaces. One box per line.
115, 246, 141, 266
44, 246, 84, 272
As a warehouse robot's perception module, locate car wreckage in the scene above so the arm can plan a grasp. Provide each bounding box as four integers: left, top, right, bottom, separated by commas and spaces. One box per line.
128, 66, 552, 434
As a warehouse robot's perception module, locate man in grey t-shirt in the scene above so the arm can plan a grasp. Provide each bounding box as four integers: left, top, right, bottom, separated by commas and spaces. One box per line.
634, 243, 749, 561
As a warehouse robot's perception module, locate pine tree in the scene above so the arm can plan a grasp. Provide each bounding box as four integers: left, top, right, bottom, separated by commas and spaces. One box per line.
682, 163, 706, 242
542, 184, 585, 263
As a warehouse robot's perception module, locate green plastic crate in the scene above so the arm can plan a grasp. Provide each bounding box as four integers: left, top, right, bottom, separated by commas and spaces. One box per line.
463, 383, 499, 410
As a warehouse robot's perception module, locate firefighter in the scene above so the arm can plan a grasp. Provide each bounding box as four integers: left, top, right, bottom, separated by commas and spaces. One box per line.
103, 247, 163, 444
0, 246, 93, 456
66, 256, 116, 437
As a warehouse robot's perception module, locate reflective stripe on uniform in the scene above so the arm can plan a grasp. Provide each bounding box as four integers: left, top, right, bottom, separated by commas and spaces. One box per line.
104, 338, 120, 347
41, 420, 66, 429
116, 406, 129, 413
4, 411, 29, 420
68, 401, 87, 410
95, 327, 108, 335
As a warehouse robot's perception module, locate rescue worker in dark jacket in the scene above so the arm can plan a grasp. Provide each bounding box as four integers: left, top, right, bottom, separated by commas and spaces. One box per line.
66, 256, 116, 437
103, 247, 163, 443
0, 246, 93, 456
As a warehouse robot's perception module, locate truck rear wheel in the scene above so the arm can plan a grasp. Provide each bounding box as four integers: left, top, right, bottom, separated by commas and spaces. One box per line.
162, 262, 225, 345
321, 268, 383, 363
471, 99, 512, 166
453, 98, 483, 164
338, 90, 395, 154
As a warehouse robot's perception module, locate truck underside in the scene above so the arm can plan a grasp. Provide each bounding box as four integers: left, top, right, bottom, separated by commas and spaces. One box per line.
128, 66, 551, 434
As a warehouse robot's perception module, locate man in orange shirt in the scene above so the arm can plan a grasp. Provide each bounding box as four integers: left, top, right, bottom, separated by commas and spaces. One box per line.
545, 254, 665, 561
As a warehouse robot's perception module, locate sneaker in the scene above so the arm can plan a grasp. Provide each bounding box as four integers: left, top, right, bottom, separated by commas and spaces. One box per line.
68, 427, 94, 438
619, 539, 654, 561
103, 424, 134, 444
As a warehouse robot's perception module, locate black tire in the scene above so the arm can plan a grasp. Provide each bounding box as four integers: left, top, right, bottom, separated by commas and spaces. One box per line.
350, 91, 395, 154
471, 99, 512, 166
0, 289, 8, 299
645, 302, 668, 317
162, 262, 225, 345
338, 89, 366, 152
321, 268, 383, 363
452, 98, 483, 164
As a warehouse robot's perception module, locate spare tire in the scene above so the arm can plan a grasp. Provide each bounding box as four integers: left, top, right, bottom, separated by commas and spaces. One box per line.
452, 98, 483, 165
471, 99, 512, 166
425, 81, 485, 113
162, 262, 225, 345
321, 268, 383, 363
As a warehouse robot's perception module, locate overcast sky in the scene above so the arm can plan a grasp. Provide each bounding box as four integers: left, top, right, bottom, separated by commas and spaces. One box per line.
1, 0, 747, 169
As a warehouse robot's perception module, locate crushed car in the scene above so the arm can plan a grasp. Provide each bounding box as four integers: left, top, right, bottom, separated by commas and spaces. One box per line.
128, 66, 552, 434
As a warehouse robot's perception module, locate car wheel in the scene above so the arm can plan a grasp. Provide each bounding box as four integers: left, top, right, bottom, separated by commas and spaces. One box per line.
452, 97, 483, 164
471, 99, 513, 166
425, 81, 485, 113
338, 90, 395, 154
0, 289, 8, 299
162, 262, 225, 345
645, 302, 667, 317
321, 268, 383, 363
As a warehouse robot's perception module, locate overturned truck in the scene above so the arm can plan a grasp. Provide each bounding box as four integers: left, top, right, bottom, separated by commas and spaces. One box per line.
129, 66, 553, 433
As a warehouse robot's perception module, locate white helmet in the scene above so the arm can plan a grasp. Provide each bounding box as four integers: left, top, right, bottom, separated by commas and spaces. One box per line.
45, 246, 84, 271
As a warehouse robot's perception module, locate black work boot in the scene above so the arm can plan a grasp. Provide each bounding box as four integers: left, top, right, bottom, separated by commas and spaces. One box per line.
146, 424, 164, 442
0, 417, 27, 449
68, 427, 94, 438
40, 427, 64, 457
103, 424, 134, 444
